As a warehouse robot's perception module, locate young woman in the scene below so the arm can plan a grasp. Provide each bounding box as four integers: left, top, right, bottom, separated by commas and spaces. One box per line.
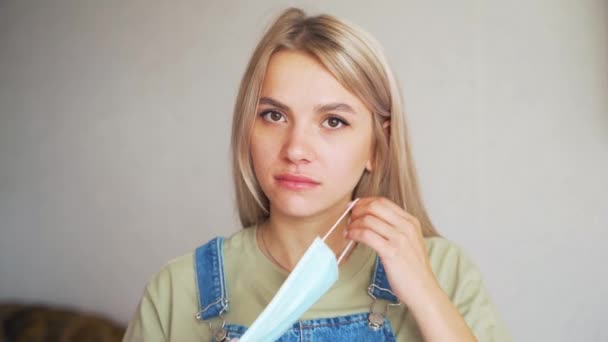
124, 7, 510, 342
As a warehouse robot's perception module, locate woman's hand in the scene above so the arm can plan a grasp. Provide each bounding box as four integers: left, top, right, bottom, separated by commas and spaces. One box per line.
345, 197, 476, 342
345, 196, 438, 306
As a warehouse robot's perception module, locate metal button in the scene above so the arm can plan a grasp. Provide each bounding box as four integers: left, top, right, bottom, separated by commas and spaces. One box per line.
213, 328, 228, 341
368, 312, 384, 330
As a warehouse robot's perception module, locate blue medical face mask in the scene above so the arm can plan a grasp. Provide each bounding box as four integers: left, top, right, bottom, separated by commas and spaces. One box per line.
238, 198, 360, 342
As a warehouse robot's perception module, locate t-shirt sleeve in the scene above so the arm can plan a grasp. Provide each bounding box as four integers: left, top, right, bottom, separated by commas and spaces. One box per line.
122, 272, 170, 342
428, 238, 512, 342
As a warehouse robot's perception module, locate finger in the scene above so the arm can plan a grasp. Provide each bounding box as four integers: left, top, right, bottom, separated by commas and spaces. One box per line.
362, 197, 423, 238
348, 214, 399, 241
401, 211, 424, 239
347, 226, 389, 255
351, 197, 410, 233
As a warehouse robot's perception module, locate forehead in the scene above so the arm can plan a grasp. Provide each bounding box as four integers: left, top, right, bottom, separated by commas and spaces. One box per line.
260, 50, 369, 114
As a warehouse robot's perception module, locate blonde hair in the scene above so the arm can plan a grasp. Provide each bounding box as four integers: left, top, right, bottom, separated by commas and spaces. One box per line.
231, 7, 440, 237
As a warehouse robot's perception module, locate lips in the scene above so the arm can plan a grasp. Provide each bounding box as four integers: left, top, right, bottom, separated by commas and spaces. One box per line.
274, 173, 320, 190
275, 173, 319, 183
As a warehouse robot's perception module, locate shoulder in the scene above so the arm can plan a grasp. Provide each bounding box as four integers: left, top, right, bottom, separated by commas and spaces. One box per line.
144, 251, 196, 301
152, 227, 249, 274
145, 229, 252, 293
424, 237, 512, 340
423, 236, 485, 296
223, 227, 254, 254
424, 236, 474, 268
424, 236, 478, 273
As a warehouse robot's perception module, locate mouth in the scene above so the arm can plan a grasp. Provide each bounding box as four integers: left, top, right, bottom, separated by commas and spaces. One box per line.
274, 173, 320, 190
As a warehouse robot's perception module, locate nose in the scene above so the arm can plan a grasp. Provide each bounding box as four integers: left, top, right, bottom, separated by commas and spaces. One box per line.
282, 124, 316, 165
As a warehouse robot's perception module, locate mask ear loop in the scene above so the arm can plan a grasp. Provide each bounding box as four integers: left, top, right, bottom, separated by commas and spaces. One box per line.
322, 198, 360, 264
336, 240, 355, 265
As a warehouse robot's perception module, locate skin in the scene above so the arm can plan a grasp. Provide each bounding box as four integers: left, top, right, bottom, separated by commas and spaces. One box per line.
250, 49, 374, 268
249, 49, 476, 341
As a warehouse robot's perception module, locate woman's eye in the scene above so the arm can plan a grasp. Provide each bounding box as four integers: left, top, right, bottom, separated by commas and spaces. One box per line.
322, 116, 349, 129
261, 111, 286, 123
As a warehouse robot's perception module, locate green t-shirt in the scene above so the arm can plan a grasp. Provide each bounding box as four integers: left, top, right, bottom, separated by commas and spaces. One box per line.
123, 227, 510, 341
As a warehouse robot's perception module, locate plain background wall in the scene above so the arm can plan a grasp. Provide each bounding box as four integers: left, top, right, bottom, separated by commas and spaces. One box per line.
1, 0, 606, 341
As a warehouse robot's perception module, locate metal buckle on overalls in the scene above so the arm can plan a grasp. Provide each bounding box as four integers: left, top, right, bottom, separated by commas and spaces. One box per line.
205, 303, 229, 341
367, 284, 401, 331
213, 324, 228, 342
368, 298, 388, 331
208, 318, 228, 342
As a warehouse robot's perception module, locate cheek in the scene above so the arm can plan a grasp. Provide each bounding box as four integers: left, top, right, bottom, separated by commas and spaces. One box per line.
250, 130, 276, 175
323, 139, 371, 175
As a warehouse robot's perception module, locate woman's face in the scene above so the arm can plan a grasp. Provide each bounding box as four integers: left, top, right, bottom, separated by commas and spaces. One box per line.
250, 50, 374, 219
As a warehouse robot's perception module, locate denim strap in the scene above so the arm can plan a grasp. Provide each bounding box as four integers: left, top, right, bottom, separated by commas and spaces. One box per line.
368, 256, 400, 304
194, 237, 229, 320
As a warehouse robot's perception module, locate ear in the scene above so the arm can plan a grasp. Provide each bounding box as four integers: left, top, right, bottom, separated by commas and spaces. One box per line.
365, 119, 391, 172
382, 119, 391, 132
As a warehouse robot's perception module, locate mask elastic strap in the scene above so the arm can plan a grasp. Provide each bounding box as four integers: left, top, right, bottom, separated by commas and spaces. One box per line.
322, 198, 360, 264
337, 240, 355, 264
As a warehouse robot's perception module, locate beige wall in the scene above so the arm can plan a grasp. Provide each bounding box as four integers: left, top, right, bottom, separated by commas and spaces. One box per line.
0, 1, 606, 340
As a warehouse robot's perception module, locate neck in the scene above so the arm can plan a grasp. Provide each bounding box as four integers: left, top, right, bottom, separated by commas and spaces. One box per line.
258, 197, 354, 271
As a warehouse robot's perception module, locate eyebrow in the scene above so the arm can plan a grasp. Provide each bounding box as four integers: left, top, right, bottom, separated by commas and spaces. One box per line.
258, 97, 357, 115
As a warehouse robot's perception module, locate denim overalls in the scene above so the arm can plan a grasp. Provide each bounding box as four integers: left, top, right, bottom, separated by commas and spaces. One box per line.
194, 237, 400, 341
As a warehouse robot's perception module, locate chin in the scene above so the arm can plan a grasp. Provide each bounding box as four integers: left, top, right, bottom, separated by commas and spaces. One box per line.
267, 191, 348, 219
270, 196, 324, 217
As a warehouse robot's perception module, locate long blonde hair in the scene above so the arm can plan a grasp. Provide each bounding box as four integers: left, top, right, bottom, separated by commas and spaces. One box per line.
231, 7, 440, 237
